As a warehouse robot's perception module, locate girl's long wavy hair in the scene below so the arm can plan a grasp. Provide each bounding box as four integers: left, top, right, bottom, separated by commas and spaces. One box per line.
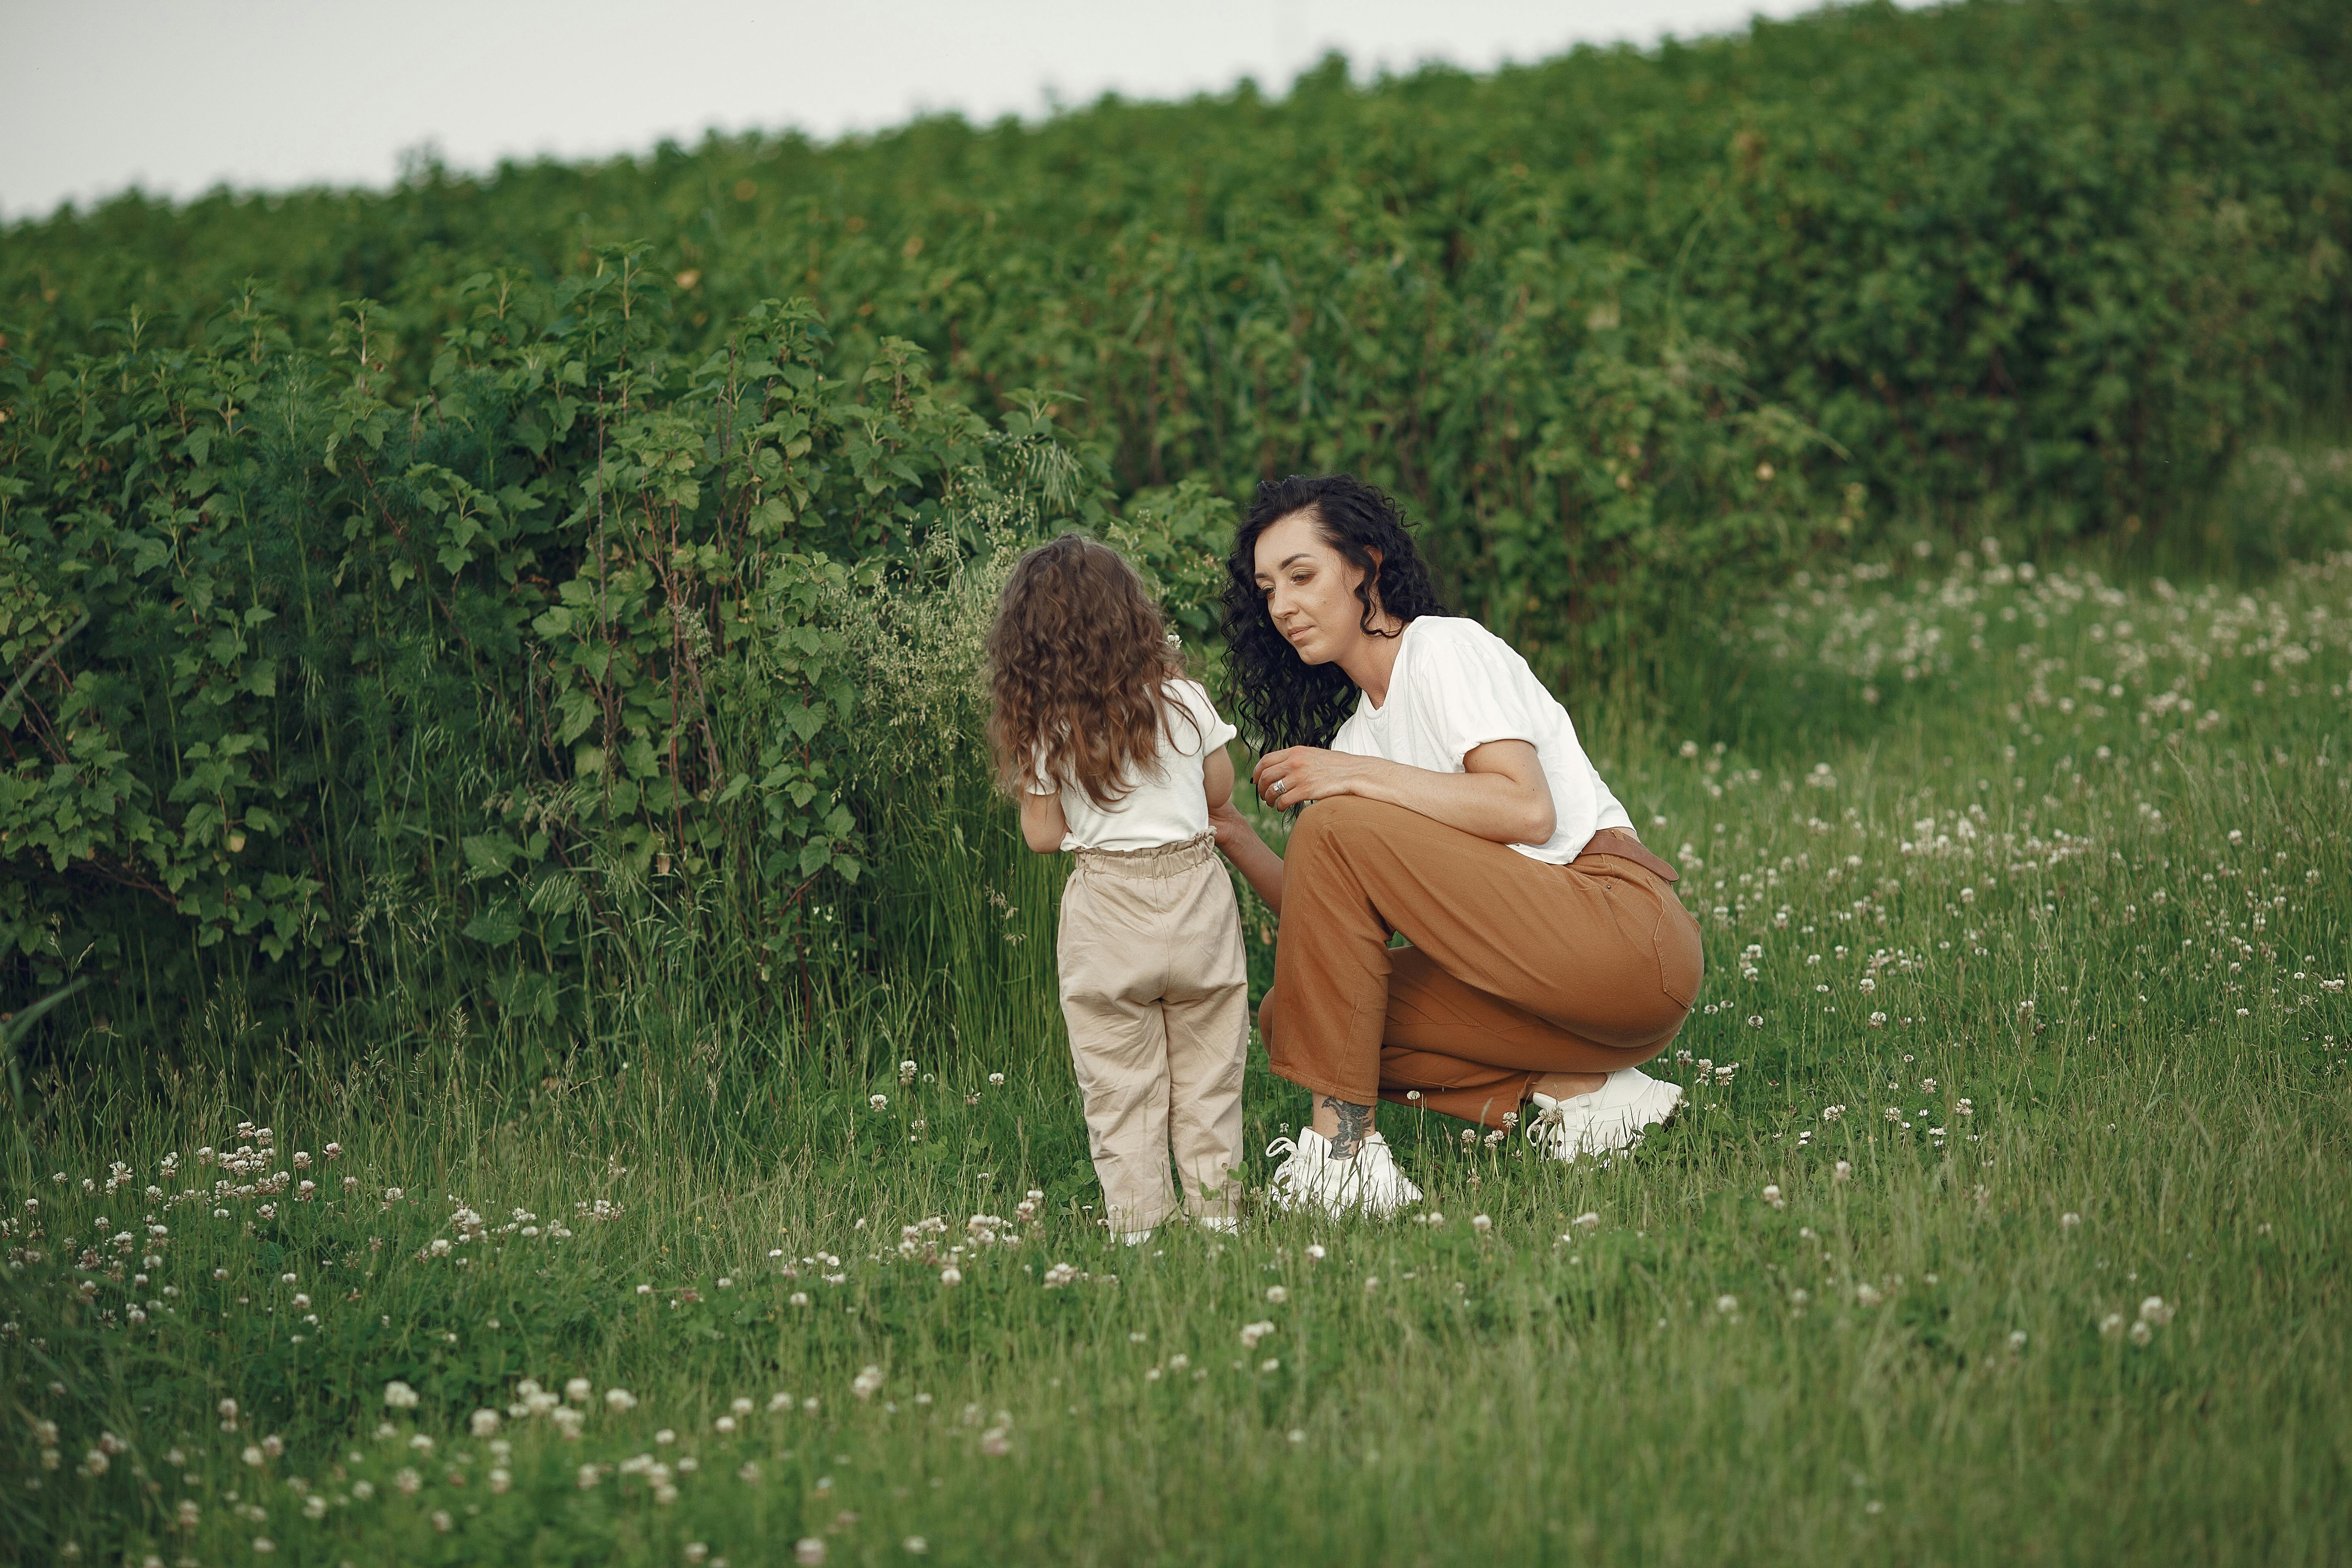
1220, 474, 1447, 750
987, 535, 1197, 809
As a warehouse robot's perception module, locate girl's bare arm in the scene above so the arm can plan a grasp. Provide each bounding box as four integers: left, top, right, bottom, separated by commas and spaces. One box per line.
1206, 744, 1286, 912
1018, 789, 1069, 853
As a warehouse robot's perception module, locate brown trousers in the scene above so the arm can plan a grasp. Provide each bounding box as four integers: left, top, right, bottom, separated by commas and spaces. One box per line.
1258, 797, 1702, 1129
1058, 833, 1250, 1231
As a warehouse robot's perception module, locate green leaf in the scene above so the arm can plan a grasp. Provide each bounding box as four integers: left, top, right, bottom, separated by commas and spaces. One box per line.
461, 902, 523, 947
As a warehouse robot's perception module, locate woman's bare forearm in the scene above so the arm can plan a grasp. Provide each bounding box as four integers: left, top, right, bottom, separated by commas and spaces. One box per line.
1250, 740, 1555, 848
1349, 757, 1553, 845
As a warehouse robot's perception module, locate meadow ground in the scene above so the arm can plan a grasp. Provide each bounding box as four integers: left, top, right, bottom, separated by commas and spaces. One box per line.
6, 538, 2350, 1566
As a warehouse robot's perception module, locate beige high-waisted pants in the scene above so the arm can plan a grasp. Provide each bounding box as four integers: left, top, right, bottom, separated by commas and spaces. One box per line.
1259, 796, 1702, 1130
1057, 832, 1250, 1231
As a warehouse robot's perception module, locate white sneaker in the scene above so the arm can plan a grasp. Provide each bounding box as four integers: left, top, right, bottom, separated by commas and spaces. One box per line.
1119, 1228, 1155, 1247
1264, 1129, 1423, 1217
1526, 1068, 1684, 1163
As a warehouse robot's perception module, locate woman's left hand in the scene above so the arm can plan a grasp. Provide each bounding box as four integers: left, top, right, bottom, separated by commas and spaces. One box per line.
1252, 746, 1377, 811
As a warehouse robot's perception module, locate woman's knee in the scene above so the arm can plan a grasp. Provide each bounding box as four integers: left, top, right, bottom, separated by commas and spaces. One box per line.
1287, 793, 1401, 863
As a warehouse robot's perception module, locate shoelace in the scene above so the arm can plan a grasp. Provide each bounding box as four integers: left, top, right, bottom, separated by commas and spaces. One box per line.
1524, 1102, 1571, 1154
1262, 1136, 1311, 1204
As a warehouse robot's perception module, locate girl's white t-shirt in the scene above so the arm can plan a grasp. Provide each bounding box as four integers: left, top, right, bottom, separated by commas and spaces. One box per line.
1031, 679, 1237, 853
1328, 616, 1634, 864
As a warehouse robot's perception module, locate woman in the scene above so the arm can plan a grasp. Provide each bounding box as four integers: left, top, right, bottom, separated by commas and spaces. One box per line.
1210, 474, 1701, 1216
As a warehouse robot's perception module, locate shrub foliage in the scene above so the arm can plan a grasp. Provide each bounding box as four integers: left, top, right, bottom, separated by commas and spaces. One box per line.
2, 0, 2348, 1054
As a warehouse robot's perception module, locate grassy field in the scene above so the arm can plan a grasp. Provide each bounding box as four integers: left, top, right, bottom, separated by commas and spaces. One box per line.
6, 526, 2350, 1566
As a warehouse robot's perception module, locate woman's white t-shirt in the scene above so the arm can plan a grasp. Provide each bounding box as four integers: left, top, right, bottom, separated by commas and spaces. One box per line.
1328, 617, 1634, 864
1031, 679, 1237, 852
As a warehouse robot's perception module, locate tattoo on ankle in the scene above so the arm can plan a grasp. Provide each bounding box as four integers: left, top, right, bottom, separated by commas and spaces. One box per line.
1321, 1095, 1373, 1160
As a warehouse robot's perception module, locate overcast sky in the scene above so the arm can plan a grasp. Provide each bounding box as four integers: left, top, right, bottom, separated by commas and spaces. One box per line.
2, 0, 1884, 221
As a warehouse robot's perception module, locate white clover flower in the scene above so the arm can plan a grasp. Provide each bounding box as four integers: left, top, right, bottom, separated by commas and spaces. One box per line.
1265, 1285, 1289, 1304
2138, 1296, 2173, 1325
1855, 1283, 1883, 1306
795, 1537, 829, 1564
939, 1266, 962, 1286
1471, 1214, 1492, 1234
383, 1381, 419, 1410
605, 1388, 638, 1411
1833, 1160, 1853, 1181
1305, 1244, 1326, 1261
1715, 1295, 1739, 1315
470, 1410, 500, 1438
1239, 1320, 1276, 1350
2060, 1212, 2081, 1229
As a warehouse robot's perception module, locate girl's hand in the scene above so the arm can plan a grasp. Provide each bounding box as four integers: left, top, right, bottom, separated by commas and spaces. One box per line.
1207, 796, 1252, 849
1251, 746, 1376, 812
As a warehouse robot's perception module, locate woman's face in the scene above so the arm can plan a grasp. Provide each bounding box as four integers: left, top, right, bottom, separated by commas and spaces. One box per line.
1252, 509, 1372, 667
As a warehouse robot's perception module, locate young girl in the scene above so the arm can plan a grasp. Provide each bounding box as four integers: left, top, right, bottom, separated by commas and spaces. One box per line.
986, 535, 1249, 1245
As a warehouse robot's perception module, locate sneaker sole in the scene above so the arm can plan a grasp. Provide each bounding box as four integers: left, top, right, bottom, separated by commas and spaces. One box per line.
1267, 1178, 1422, 1218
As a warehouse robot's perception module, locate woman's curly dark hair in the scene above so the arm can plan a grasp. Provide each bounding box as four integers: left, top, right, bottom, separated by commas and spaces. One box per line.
1219, 474, 1447, 751
987, 534, 1198, 809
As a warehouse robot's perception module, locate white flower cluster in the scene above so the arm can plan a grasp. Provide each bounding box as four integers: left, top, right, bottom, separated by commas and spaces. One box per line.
2100, 1296, 2176, 1345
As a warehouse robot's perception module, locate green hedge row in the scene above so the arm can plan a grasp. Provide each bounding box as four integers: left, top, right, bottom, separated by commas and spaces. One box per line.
0, 262, 1194, 1055
7, 0, 2348, 667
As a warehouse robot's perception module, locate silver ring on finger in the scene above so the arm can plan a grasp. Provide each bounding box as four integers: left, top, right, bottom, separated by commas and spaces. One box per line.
1271, 779, 1287, 796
